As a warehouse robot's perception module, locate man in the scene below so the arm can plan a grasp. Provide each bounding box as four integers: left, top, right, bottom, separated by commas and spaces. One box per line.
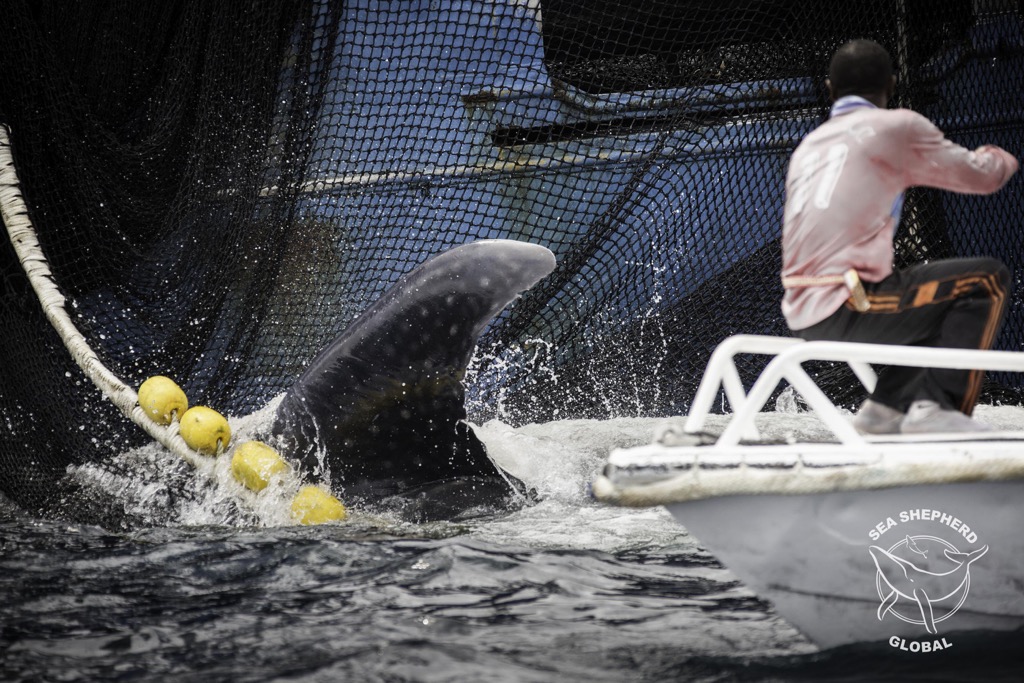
781, 39, 1019, 434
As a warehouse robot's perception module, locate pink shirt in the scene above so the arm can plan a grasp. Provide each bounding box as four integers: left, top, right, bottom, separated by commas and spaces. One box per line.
781, 97, 1018, 330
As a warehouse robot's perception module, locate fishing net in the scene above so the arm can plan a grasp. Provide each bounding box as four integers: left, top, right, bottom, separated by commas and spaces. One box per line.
1, 0, 1022, 515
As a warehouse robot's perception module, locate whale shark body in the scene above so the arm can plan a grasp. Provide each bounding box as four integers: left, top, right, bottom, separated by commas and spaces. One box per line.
869, 542, 989, 634
269, 239, 556, 521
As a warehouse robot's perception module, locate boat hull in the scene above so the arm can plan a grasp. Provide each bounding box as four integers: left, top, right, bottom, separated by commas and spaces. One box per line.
665, 481, 1024, 649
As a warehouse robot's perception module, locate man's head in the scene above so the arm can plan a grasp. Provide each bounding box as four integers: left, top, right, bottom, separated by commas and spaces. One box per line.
826, 39, 896, 107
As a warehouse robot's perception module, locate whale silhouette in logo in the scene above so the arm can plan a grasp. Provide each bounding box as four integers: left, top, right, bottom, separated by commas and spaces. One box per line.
905, 535, 928, 558
269, 239, 556, 521
869, 542, 989, 634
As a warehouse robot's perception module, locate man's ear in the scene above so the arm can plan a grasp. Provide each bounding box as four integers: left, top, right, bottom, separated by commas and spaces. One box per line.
888, 74, 896, 97
825, 78, 835, 101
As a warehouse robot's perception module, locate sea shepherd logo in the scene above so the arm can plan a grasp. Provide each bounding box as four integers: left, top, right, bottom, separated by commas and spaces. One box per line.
867, 508, 988, 653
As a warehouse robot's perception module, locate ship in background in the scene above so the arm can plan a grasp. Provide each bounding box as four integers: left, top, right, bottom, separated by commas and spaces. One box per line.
289, 0, 1024, 425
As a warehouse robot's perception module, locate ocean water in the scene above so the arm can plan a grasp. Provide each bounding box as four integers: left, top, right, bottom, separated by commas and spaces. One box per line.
3, 410, 1024, 682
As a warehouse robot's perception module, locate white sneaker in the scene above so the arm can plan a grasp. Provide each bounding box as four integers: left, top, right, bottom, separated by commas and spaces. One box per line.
900, 400, 992, 434
852, 399, 904, 435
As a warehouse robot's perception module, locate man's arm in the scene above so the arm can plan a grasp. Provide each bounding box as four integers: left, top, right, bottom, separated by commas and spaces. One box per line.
903, 112, 1018, 194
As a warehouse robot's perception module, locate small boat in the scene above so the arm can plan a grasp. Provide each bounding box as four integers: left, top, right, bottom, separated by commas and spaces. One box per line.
592, 334, 1024, 650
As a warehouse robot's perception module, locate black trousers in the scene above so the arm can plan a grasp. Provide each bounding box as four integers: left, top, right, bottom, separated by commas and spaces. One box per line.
796, 257, 1011, 415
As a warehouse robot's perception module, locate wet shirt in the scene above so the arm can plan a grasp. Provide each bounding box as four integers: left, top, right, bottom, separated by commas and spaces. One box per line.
781, 96, 1018, 331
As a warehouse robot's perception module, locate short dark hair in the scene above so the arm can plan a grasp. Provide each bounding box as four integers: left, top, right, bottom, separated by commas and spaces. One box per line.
828, 39, 893, 99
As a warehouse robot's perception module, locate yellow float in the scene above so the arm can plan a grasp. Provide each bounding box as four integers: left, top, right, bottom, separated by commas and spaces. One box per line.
178, 406, 231, 455
231, 441, 289, 492
291, 485, 347, 524
137, 376, 188, 425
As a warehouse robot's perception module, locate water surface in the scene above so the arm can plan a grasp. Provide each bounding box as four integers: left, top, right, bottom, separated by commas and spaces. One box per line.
4, 413, 1024, 681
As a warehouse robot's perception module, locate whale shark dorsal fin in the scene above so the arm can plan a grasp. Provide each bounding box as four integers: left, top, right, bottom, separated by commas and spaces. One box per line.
913, 587, 937, 634
877, 589, 898, 621
270, 240, 556, 518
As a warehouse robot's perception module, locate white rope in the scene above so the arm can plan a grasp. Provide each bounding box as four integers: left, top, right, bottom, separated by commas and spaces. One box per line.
0, 124, 207, 470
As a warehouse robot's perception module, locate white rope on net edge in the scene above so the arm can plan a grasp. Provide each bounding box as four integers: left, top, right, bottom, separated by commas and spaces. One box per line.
0, 124, 208, 471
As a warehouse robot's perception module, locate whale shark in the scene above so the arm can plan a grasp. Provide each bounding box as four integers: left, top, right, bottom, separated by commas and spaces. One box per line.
869, 542, 989, 634
269, 239, 556, 521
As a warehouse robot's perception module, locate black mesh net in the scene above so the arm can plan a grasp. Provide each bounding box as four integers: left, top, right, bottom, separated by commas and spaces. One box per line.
1, 0, 1022, 515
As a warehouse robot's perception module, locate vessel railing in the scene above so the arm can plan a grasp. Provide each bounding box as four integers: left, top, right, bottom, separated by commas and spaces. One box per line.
683, 335, 1024, 447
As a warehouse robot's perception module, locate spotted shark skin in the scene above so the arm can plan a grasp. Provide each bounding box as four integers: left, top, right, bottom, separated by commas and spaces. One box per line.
270, 240, 556, 520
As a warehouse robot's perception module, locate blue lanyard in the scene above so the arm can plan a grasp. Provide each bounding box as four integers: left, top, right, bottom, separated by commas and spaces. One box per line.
830, 95, 876, 118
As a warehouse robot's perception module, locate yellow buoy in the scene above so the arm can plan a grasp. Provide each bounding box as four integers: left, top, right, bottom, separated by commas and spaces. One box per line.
178, 406, 231, 455
137, 376, 188, 425
231, 441, 289, 492
291, 485, 347, 525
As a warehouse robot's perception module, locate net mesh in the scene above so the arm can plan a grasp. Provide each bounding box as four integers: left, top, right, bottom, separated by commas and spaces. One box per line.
1, 0, 1021, 515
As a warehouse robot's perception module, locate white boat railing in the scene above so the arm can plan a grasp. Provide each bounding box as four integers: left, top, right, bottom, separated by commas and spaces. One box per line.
683, 335, 1024, 447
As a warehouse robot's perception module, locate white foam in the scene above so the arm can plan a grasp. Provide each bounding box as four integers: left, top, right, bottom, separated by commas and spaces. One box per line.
64, 401, 1024, 531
